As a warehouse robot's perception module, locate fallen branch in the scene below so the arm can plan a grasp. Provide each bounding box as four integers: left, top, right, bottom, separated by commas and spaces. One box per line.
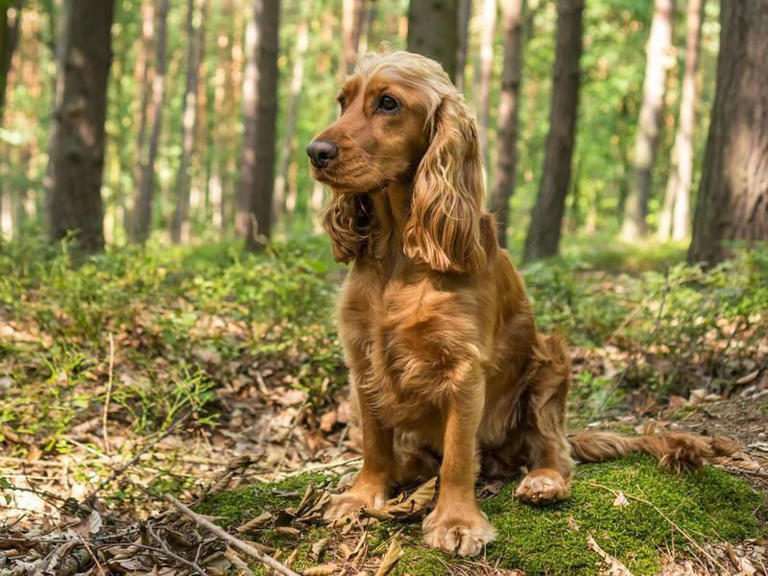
224, 547, 255, 576
165, 494, 301, 576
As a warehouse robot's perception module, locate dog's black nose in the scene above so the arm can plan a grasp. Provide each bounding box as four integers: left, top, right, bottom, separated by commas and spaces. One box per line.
306, 139, 338, 168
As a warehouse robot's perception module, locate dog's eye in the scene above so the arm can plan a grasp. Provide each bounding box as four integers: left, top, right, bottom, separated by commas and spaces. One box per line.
377, 95, 399, 113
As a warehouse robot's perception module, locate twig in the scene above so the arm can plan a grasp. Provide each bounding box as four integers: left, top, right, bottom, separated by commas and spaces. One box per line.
274, 399, 308, 475
85, 410, 192, 503
587, 480, 723, 570
102, 332, 115, 455
146, 520, 208, 575
165, 494, 301, 576
76, 533, 107, 576
278, 456, 362, 479
599, 264, 670, 413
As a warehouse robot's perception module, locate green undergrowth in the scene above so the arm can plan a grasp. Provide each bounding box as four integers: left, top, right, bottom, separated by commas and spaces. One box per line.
197, 455, 765, 575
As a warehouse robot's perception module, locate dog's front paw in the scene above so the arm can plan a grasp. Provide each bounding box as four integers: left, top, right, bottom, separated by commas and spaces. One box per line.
323, 488, 387, 523
515, 468, 570, 504
422, 506, 496, 556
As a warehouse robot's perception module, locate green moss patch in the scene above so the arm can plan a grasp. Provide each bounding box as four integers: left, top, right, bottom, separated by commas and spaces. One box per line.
198, 456, 764, 575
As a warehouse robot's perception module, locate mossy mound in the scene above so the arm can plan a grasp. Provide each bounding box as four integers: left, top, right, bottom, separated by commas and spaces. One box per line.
197, 455, 765, 575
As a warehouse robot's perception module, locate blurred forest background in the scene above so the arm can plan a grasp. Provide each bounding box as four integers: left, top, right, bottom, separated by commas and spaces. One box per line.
0, 0, 764, 262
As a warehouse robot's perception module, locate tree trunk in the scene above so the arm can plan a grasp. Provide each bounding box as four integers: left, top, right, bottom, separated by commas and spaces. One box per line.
659, 0, 704, 241
407, 0, 459, 79
477, 0, 497, 161
454, 0, 472, 92
342, 0, 365, 76
236, 0, 280, 251
171, 0, 207, 244
273, 0, 310, 222
0, 0, 21, 122
47, 0, 114, 252
132, 0, 168, 244
621, 0, 675, 241
490, 0, 525, 248
688, 0, 768, 266
131, 0, 153, 233
522, 0, 583, 262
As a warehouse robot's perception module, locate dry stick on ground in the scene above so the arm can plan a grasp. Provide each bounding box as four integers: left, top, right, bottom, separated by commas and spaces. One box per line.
102, 332, 115, 455
145, 520, 208, 575
165, 494, 301, 576
587, 480, 723, 571
599, 264, 670, 414
85, 410, 192, 503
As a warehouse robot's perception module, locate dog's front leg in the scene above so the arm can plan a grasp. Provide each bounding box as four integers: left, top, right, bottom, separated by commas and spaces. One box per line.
324, 377, 394, 521
423, 375, 496, 556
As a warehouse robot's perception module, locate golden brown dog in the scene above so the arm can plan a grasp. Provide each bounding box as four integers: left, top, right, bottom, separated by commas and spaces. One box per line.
306, 51, 734, 557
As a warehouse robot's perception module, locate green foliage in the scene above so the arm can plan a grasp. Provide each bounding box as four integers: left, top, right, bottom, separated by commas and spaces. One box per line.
198, 456, 765, 575
0, 237, 344, 450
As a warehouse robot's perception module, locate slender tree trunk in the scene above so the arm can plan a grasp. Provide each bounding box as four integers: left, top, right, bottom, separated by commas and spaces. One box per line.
273, 0, 310, 222
490, 0, 525, 248
47, 0, 114, 252
621, 0, 675, 241
358, 0, 376, 54
132, 0, 168, 243
171, 0, 208, 243
688, 0, 768, 266
477, 0, 497, 161
523, 0, 583, 262
237, 0, 280, 250
130, 0, 153, 233
659, 0, 705, 241
0, 0, 21, 122
454, 0, 472, 92
342, 0, 365, 76
407, 0, 459, 79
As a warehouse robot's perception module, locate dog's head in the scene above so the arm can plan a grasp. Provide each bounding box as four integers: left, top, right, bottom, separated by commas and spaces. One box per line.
308, 51, 486, 274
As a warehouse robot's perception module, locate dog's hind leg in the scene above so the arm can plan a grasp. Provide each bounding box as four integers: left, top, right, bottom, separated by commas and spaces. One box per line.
515, 334, 575, 504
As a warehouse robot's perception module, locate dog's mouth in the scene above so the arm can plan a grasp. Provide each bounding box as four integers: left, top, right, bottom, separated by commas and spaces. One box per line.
310, 163, 388, 196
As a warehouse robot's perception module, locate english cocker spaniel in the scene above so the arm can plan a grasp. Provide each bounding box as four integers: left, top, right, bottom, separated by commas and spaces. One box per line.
306, 51, 734, 557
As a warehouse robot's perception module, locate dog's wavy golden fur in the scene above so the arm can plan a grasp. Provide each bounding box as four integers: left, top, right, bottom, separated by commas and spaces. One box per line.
307, 51, 735, 556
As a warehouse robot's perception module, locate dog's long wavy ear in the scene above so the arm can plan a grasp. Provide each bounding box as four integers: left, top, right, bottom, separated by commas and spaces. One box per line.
322, 191, 371, 263
403, 95, 486, 274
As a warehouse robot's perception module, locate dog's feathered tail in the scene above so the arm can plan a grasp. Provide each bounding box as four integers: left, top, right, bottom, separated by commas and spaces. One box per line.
569, 431, 737, 472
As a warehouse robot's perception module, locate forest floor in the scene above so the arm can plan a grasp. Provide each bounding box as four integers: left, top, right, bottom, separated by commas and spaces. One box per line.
0, 236, 765, 575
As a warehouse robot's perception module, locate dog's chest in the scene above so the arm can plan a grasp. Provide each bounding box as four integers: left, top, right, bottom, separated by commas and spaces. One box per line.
339, 274, 481, 426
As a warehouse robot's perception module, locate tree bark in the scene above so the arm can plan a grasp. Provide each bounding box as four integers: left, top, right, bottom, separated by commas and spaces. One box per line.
454, 0, 472, 93
0, 0, 21, 122
407, 0, 459, 79
171, 0, 208, 243
621, 0, 675, 241
477, 0, 497, 161
522, 0, 583, 262
131, 0, 153, 233
236, 0, 280, 251
490, 0, 525, 248
273, 0, 310, 221
132, 0, 169, 244
688, 0, 768, 266
659, 0, 704, 241
342, 0, 365, 76
47, 0, 114, 252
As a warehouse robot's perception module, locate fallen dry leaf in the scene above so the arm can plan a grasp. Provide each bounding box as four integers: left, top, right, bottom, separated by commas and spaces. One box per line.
374, 538, 403, 576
